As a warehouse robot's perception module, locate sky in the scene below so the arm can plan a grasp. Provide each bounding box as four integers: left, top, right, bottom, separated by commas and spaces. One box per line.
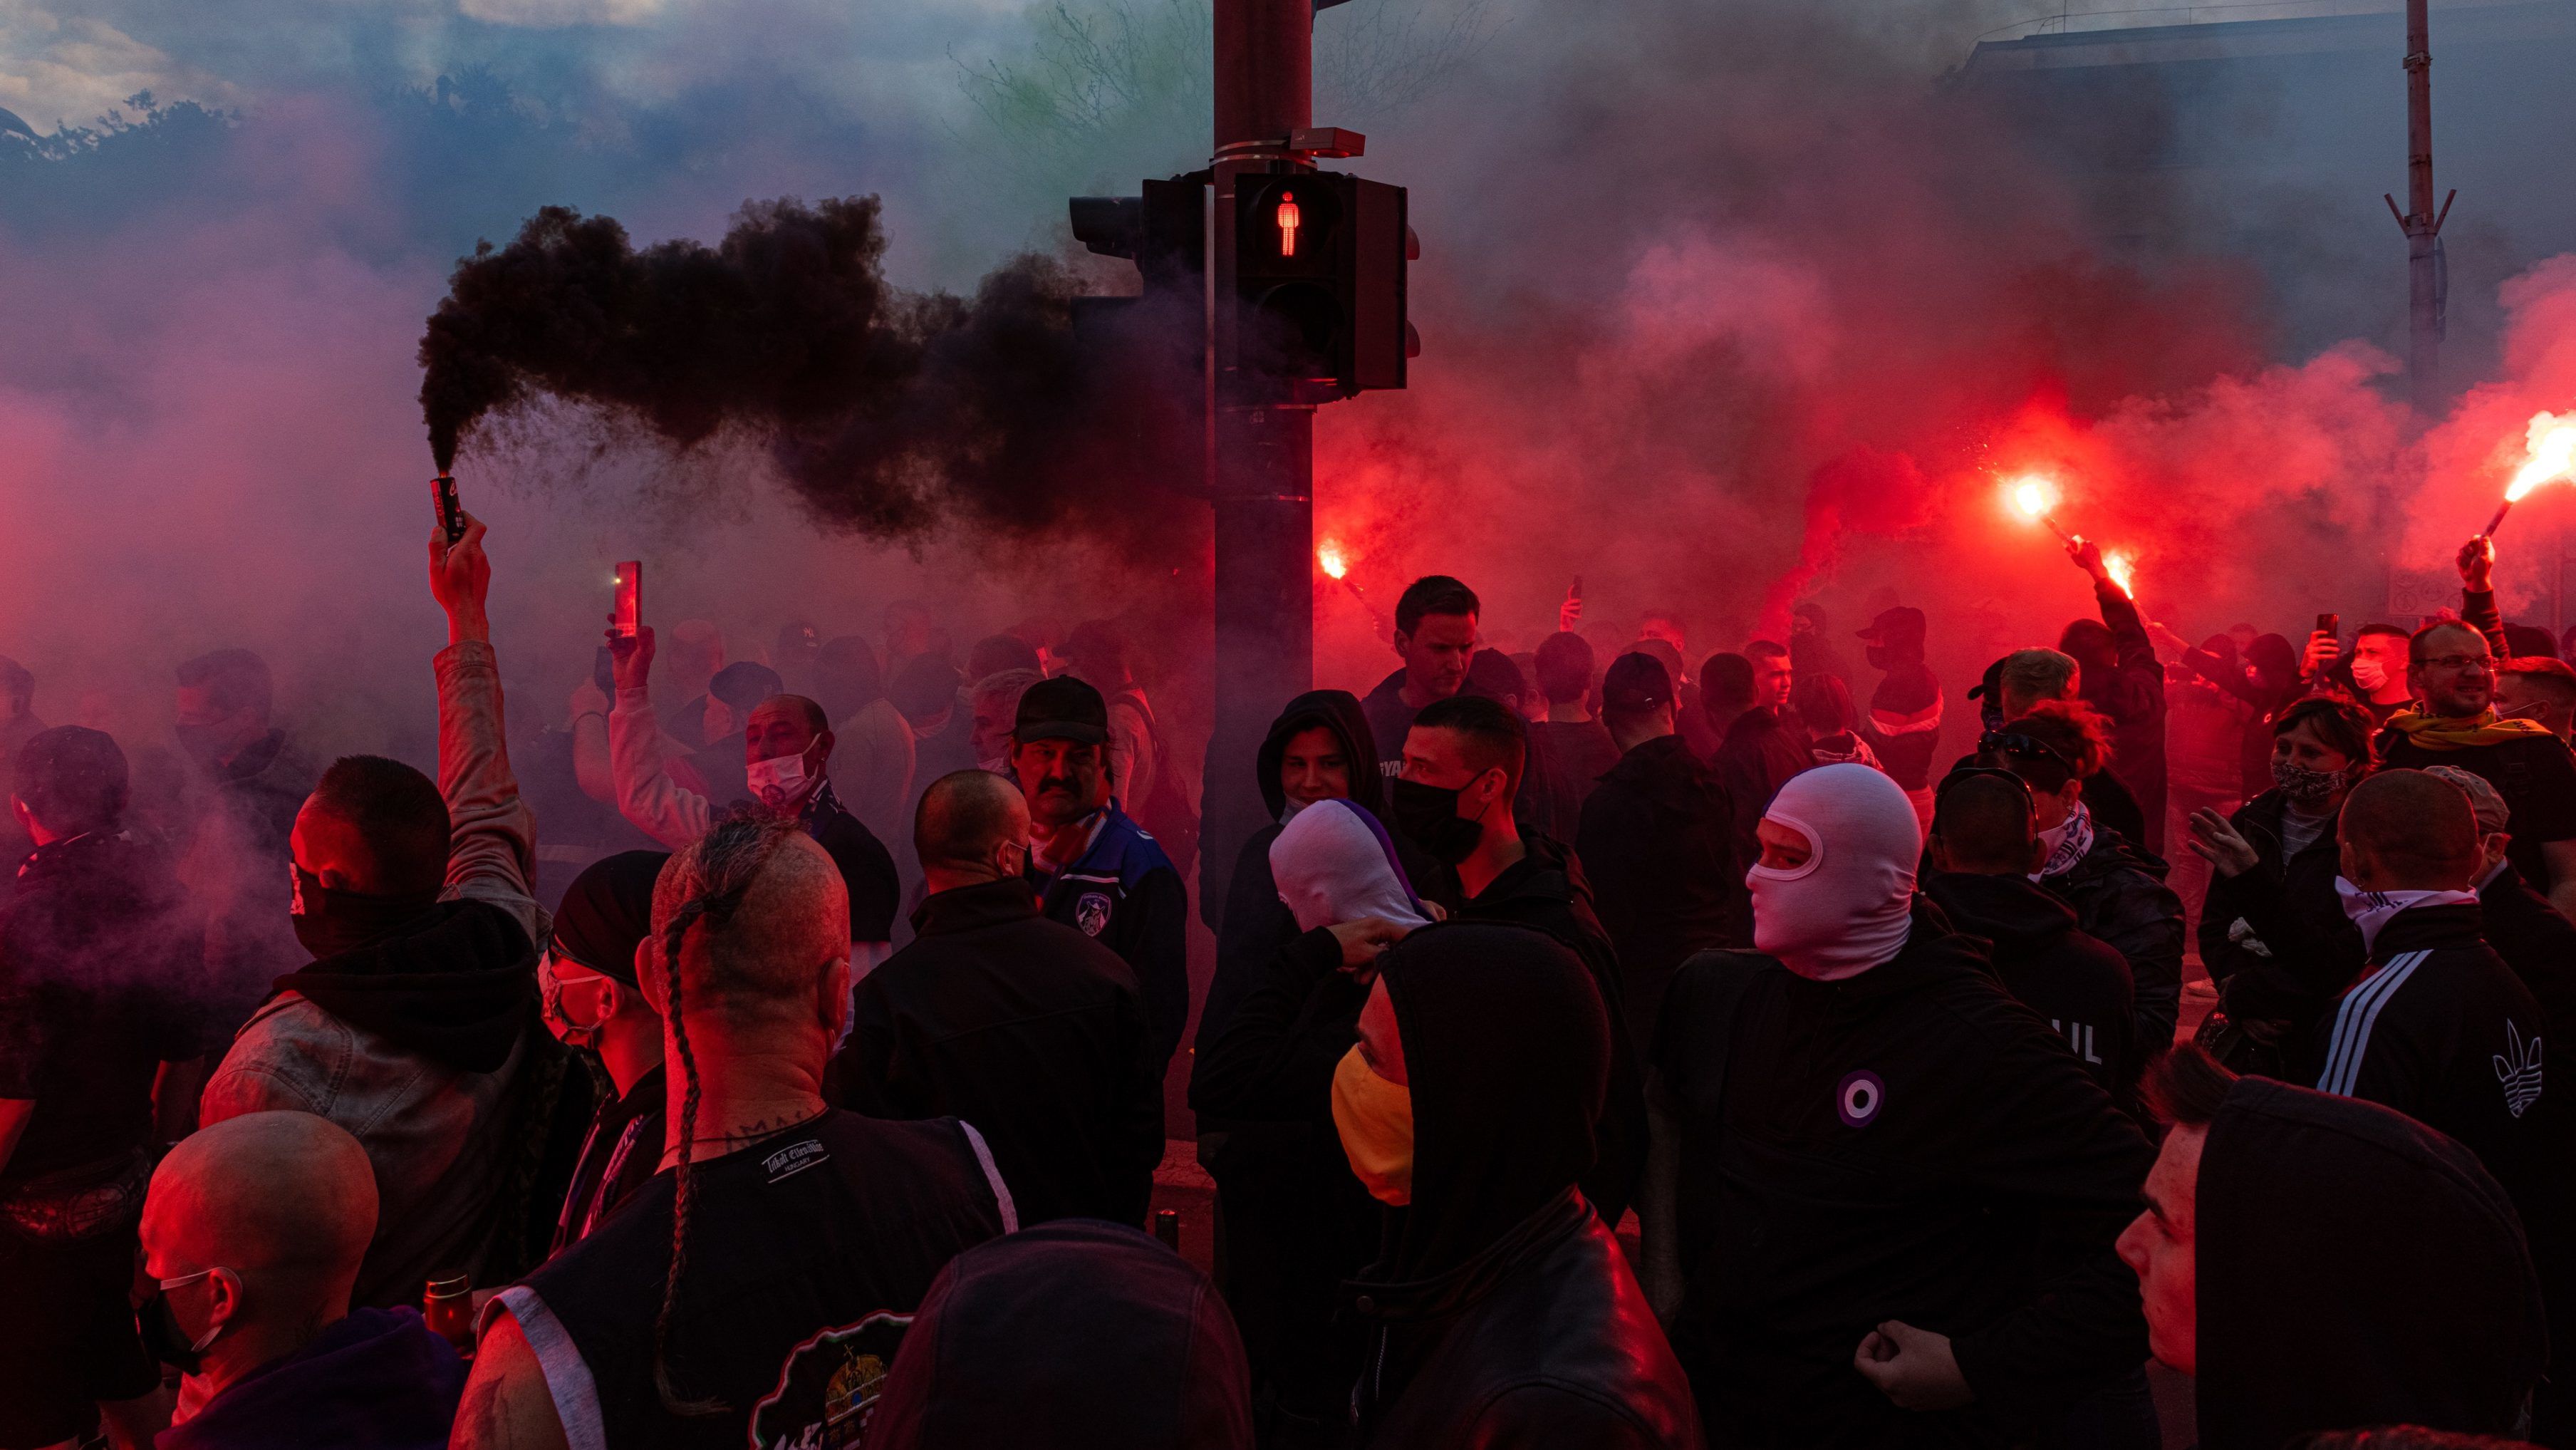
6, 0, 2575, 768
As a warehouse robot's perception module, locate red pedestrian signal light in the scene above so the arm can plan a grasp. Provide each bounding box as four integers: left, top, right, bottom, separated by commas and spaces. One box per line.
1277, 192, 1302, 257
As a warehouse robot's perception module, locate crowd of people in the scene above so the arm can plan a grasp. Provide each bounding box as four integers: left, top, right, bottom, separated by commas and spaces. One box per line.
4, 508, 2575, 1450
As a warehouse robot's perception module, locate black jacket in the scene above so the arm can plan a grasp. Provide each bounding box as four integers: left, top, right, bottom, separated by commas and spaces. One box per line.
831, 878, 1164, 1227
1710, 707, 1813, 886
1196, 690, 1383, 1058
1653, 916, 2153, 1445
0, 830, 208, 1186
2377, 726, 2576, 895
2290, 903, 2552, 1249
1188, 925, 1384, 1415
1032, 803, 1191, 1068
1425, 838, 1649, 1228
2196, 1076, 2548, 1450
1351, 1191, 1701, 1450
1577, 733, 1742, 1049
1351, 923, 1700, 1450
2039, 822, 2183, 1062
2479, 861, 2576, 1049
2077, 581, 2168, 853
2198, 789, 2360, 1035
1920, 872, 2137, 1102
806, 783, 903, 943
868, 1219, 1253, 1449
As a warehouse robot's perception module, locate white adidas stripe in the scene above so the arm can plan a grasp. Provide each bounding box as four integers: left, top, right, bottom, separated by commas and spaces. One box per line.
2317, 950, 2431, 1097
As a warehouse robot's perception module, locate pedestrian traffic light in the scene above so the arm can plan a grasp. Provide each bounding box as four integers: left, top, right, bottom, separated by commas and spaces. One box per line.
1232, 170, 1412, 402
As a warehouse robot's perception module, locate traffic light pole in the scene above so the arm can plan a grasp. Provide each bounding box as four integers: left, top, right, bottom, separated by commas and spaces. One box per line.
1200, 0, 1317, 905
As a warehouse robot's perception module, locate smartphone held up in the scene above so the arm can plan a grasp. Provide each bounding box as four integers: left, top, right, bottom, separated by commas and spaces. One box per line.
613, 561, 643, 640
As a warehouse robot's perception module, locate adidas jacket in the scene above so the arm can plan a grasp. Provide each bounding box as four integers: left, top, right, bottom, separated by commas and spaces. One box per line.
2296, 903, 2550, 1227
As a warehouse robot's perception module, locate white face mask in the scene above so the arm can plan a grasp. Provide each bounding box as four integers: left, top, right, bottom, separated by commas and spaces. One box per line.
747, 743, 819, 809
2351, 656, 2389, 693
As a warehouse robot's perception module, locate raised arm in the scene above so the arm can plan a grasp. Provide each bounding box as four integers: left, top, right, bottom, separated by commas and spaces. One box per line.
430, 514, 544, 946
2459, 536, 2510, 661
604, 624, 714, 849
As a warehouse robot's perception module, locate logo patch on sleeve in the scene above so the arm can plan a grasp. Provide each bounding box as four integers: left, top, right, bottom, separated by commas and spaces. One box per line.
1075, 891, 1113, 936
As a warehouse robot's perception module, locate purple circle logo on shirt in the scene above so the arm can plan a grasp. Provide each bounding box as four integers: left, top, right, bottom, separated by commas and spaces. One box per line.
1836, 1070, 1886, 1128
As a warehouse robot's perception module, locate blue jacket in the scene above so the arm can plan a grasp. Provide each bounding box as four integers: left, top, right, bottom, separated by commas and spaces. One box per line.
160, 1308, 462, 1450
1032, 800, 1190, 1067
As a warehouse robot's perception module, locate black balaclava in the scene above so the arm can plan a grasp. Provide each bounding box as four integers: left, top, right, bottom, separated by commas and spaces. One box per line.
1255, 689, 1385, 821
551, 849, 670, 985
2196, 1076, 2548, 1450
1376, 921, 1609, 1281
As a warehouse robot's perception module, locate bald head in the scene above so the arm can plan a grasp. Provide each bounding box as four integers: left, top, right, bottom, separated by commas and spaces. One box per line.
2340, 769, 2481, 891
650, 817, 848, 1037
144, 1112, 375, 1294
916, 770, 1029, 883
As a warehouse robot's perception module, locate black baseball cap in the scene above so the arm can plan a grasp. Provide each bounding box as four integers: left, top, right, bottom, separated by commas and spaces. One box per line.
1601, 652, 1673, 713
1856, 606, 1926, 646
1014, 675, 1111, 746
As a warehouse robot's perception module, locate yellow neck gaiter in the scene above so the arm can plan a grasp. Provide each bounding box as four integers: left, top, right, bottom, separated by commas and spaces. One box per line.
1331, 1045, 1414, 1206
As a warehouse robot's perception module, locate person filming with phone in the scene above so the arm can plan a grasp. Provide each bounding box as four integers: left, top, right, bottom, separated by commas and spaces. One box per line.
604, 609, 900, 972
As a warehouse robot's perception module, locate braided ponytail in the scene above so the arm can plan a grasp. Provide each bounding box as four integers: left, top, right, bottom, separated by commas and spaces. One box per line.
649, 812, 797, 1416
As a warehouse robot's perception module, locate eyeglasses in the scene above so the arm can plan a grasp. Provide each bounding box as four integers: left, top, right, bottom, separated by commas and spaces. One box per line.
2414, 653, 2495, 672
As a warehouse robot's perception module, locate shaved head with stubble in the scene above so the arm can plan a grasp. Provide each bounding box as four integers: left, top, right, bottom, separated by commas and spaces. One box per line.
915, 770, 1030, 888
2339, 769, 2481, 891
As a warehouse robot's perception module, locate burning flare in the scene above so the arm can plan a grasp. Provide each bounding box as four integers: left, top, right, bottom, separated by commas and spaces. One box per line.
2508, 412, 2576, 503
2102, 549, 2136, 598
1318, 540, 1349, 580
2009, 475, 2060, 521
2483, 411, 2576, 537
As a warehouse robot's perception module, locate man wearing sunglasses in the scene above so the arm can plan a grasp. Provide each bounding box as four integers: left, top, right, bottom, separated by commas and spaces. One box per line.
2377, 611, 2576, 923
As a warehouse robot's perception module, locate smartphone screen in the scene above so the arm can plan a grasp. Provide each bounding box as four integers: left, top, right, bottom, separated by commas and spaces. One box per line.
2317, 612, 2339, 637
613, 561, 643, 640
433, 475, 465, 544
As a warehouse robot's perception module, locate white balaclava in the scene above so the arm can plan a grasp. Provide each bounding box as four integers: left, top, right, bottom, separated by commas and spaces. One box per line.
1270, 799, 1430, 933
1749, 762, 1921, 981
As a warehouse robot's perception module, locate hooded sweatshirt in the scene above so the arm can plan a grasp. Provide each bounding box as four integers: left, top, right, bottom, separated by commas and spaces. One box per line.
1190, 797, 1423, 1424
2196, 1076, 2548, 1449
868, 1220, 1253, 1449
1198, 690, 1384, 1058
160, 1307, 464, 1450
1348, 922, 1700, 1449
1921, 871, 2137, 1102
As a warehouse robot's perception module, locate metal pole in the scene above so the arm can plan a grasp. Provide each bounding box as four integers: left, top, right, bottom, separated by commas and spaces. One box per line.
2396, 0, 2445, 415
1201, 0, 1316, 908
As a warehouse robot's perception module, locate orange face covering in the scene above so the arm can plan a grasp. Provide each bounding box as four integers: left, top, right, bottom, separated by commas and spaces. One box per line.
1331, 1045, 1414, 1206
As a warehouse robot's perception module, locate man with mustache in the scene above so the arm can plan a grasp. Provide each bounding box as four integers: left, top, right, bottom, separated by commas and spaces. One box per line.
1013, 676, 1190, 1071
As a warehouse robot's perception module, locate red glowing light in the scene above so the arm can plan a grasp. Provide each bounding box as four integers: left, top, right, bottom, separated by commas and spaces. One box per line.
1318, 539, 1348, 579
2103, 549, 2136, 598
1277, 192, 1301, 258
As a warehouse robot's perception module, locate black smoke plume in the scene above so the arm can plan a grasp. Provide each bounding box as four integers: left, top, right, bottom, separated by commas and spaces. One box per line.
417, 197, 1195, 542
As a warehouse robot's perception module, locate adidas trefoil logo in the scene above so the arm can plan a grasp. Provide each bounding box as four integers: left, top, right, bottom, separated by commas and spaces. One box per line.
2496, 1021, 2544, 1119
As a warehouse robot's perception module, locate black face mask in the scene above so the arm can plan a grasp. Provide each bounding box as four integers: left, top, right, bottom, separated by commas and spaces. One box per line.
1865, 645, 1889, 670
1392, 777, 1485, 866
137, 1282, 224, 1374
291, 864, 441, 960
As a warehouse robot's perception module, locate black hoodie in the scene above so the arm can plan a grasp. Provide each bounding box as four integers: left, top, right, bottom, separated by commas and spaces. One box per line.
1577, 731, 1743, 1049
1921, 871, 2138, 1102
1195, 690, 1383, 1059
868, 1219, 1253, 1449
1423, 837, 1649, 1229
1654, 911, 2153, 1444
1348, 923, 1700, 1449
2196, 1075, 2548, 1449
274, 899, 536, 1074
